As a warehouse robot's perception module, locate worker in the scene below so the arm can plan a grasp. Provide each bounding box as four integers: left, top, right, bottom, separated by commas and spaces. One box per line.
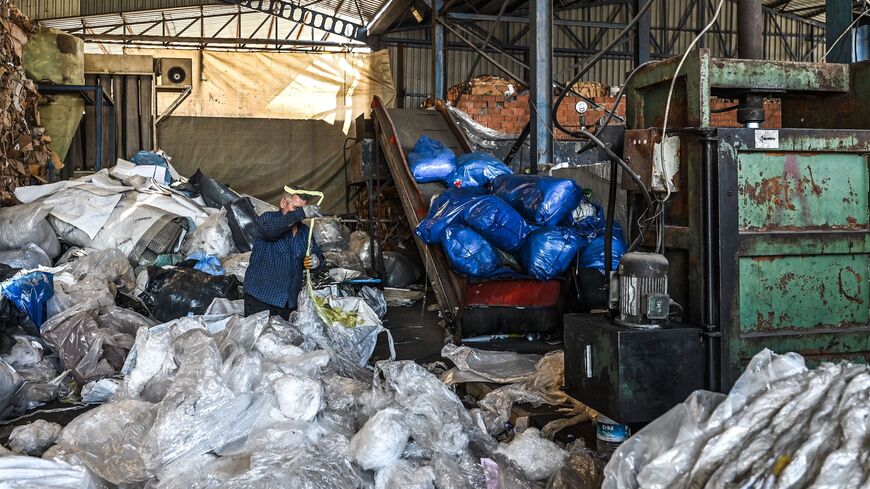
243, 189, 324, 319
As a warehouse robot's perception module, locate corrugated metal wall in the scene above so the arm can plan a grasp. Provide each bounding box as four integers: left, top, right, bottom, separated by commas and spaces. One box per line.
387, 0, 826, 107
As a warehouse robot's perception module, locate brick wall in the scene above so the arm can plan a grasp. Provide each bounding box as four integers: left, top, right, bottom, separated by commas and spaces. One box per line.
448, 92, 782, 136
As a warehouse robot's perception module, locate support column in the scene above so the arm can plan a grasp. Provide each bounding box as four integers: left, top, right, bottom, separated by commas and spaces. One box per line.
633, 0, 651, 66
736, 0, 764, 127
431, 0, 445, 100
826, 0, 853, 63
529, 0, 552, 172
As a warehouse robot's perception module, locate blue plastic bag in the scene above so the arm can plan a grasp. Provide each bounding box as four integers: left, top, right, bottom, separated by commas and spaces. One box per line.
461, 195, 531, 252
186, 252, 225, 276
518, 227, 583, 281
131, 151, 172, 184
577, 231, 627, 273
407, 135, 457, 183
442, 226, 501, 278
491, 175, 583, 226
0, 271, 54, 327
445, 152, 512, 188
416, 187, 486, 244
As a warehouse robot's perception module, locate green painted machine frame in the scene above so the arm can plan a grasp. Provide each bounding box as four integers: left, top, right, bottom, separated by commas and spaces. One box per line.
623, 49, 870, 390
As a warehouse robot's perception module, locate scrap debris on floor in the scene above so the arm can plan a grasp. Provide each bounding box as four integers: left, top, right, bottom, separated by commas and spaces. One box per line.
0, 148, 603, 488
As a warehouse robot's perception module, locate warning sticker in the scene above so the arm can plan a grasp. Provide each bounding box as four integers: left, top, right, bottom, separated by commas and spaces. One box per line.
755, 130, 779, 149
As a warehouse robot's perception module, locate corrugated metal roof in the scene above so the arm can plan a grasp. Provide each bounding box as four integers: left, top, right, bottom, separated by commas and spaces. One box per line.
15, 0, 384, 25
762, 0, 827, 23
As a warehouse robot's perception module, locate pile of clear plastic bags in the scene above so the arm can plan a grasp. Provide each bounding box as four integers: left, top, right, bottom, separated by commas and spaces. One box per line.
603, 349, 870, 489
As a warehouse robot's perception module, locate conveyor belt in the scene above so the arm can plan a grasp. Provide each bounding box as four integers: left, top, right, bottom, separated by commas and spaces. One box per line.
370, 97, 563, 335
371, 98, 469, 321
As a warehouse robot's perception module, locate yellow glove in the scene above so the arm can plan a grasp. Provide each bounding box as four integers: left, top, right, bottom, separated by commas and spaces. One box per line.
304, 255, 319, 270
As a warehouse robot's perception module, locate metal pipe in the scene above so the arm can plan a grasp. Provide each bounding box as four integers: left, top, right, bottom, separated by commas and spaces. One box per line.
701, 134, 720, 392
737, 0, 763, 59
431, 0, 445, 100
737, 0, 765, 127
529, 0, 553, 171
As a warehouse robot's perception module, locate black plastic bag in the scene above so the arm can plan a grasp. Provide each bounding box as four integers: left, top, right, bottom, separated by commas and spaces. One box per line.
224, 197, 260, 253
139, 267, 242, 322
189, 169, 241, 209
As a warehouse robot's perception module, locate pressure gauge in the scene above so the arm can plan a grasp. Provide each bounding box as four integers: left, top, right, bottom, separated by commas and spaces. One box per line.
575, 101, 589, 114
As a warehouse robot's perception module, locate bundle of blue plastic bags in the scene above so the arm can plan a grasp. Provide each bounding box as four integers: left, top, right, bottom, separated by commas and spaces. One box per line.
411, 138, 627, 281
407, 135, 457, 183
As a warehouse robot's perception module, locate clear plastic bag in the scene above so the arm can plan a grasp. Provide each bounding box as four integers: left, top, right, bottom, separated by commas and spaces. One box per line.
295, 285, 392, 379
274, 374, 324, 421
313, 218, 351, 252
0, 243, 51, 270
359, 286, 387, 319
0, 455, 102, 488
374, 360, 473, 457
80, 378, 121, 404
142, 329, 265, 473
0, 359, 24, 419
348, 231, 372, 266
375, 459, 436, 489
57, 399, 158, 484
40, 301, 137, 383
8, 420, 64, 456
67, 249, 136, 292
441, 344, 541, 385
324, 251, 366, 273
47, 274, 115, 319
349, 408, 410, 470
602, 349, 811, 489
182, 208, 236, 258
494, 427, 567, 481
0, 202, 61, 259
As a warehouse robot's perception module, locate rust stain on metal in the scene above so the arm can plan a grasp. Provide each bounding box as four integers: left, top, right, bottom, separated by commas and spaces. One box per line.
777, 272, 795, 292
806, 166, 823, 197
838, 267, 864, 305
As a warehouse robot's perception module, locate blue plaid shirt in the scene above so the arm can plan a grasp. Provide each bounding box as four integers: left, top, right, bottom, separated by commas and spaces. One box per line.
243, 209, 323, 309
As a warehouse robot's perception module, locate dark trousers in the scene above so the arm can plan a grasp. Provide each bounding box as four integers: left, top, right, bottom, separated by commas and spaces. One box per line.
244, 293, 295, 320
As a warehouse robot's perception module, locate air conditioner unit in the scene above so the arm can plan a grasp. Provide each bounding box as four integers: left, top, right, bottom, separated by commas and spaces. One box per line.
157, 58, 193, 87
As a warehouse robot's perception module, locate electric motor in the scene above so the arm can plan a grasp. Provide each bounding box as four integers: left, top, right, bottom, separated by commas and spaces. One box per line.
616, 252, 670, 328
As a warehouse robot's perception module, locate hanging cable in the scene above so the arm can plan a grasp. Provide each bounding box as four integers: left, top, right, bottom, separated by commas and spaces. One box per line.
822, 1, 870, 61
551, 0, 658, 139
575, 59, 656, 157
659, 0, 726, 208
506, 0, 657, 155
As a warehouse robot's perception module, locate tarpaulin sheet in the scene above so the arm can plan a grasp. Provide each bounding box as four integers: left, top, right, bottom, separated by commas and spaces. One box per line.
127, 49, 395, 213
15, 172, 130, 239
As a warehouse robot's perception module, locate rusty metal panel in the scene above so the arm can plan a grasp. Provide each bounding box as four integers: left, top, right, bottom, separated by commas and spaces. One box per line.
739, 254, 869, 333
737, 152, 869, 231
709, 58, 849, 92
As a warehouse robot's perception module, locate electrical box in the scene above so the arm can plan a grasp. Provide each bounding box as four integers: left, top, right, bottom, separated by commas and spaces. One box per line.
622, 128, 680, 193
564, 314, 704, 423
157, 58, 193, 87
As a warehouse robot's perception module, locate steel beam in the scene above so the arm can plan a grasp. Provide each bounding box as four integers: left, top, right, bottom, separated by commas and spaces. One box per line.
529, 0, 552, 171
826, 0, 853, 63
75, 33, 364, 48
632, 0, 651, 66
445, 11, 627, 29
432, 0, 446, 99
218, 0, 367, 41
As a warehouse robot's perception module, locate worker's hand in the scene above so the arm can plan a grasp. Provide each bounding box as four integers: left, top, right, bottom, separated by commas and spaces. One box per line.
303, 204, 322, 218
304, 255, 320, 270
